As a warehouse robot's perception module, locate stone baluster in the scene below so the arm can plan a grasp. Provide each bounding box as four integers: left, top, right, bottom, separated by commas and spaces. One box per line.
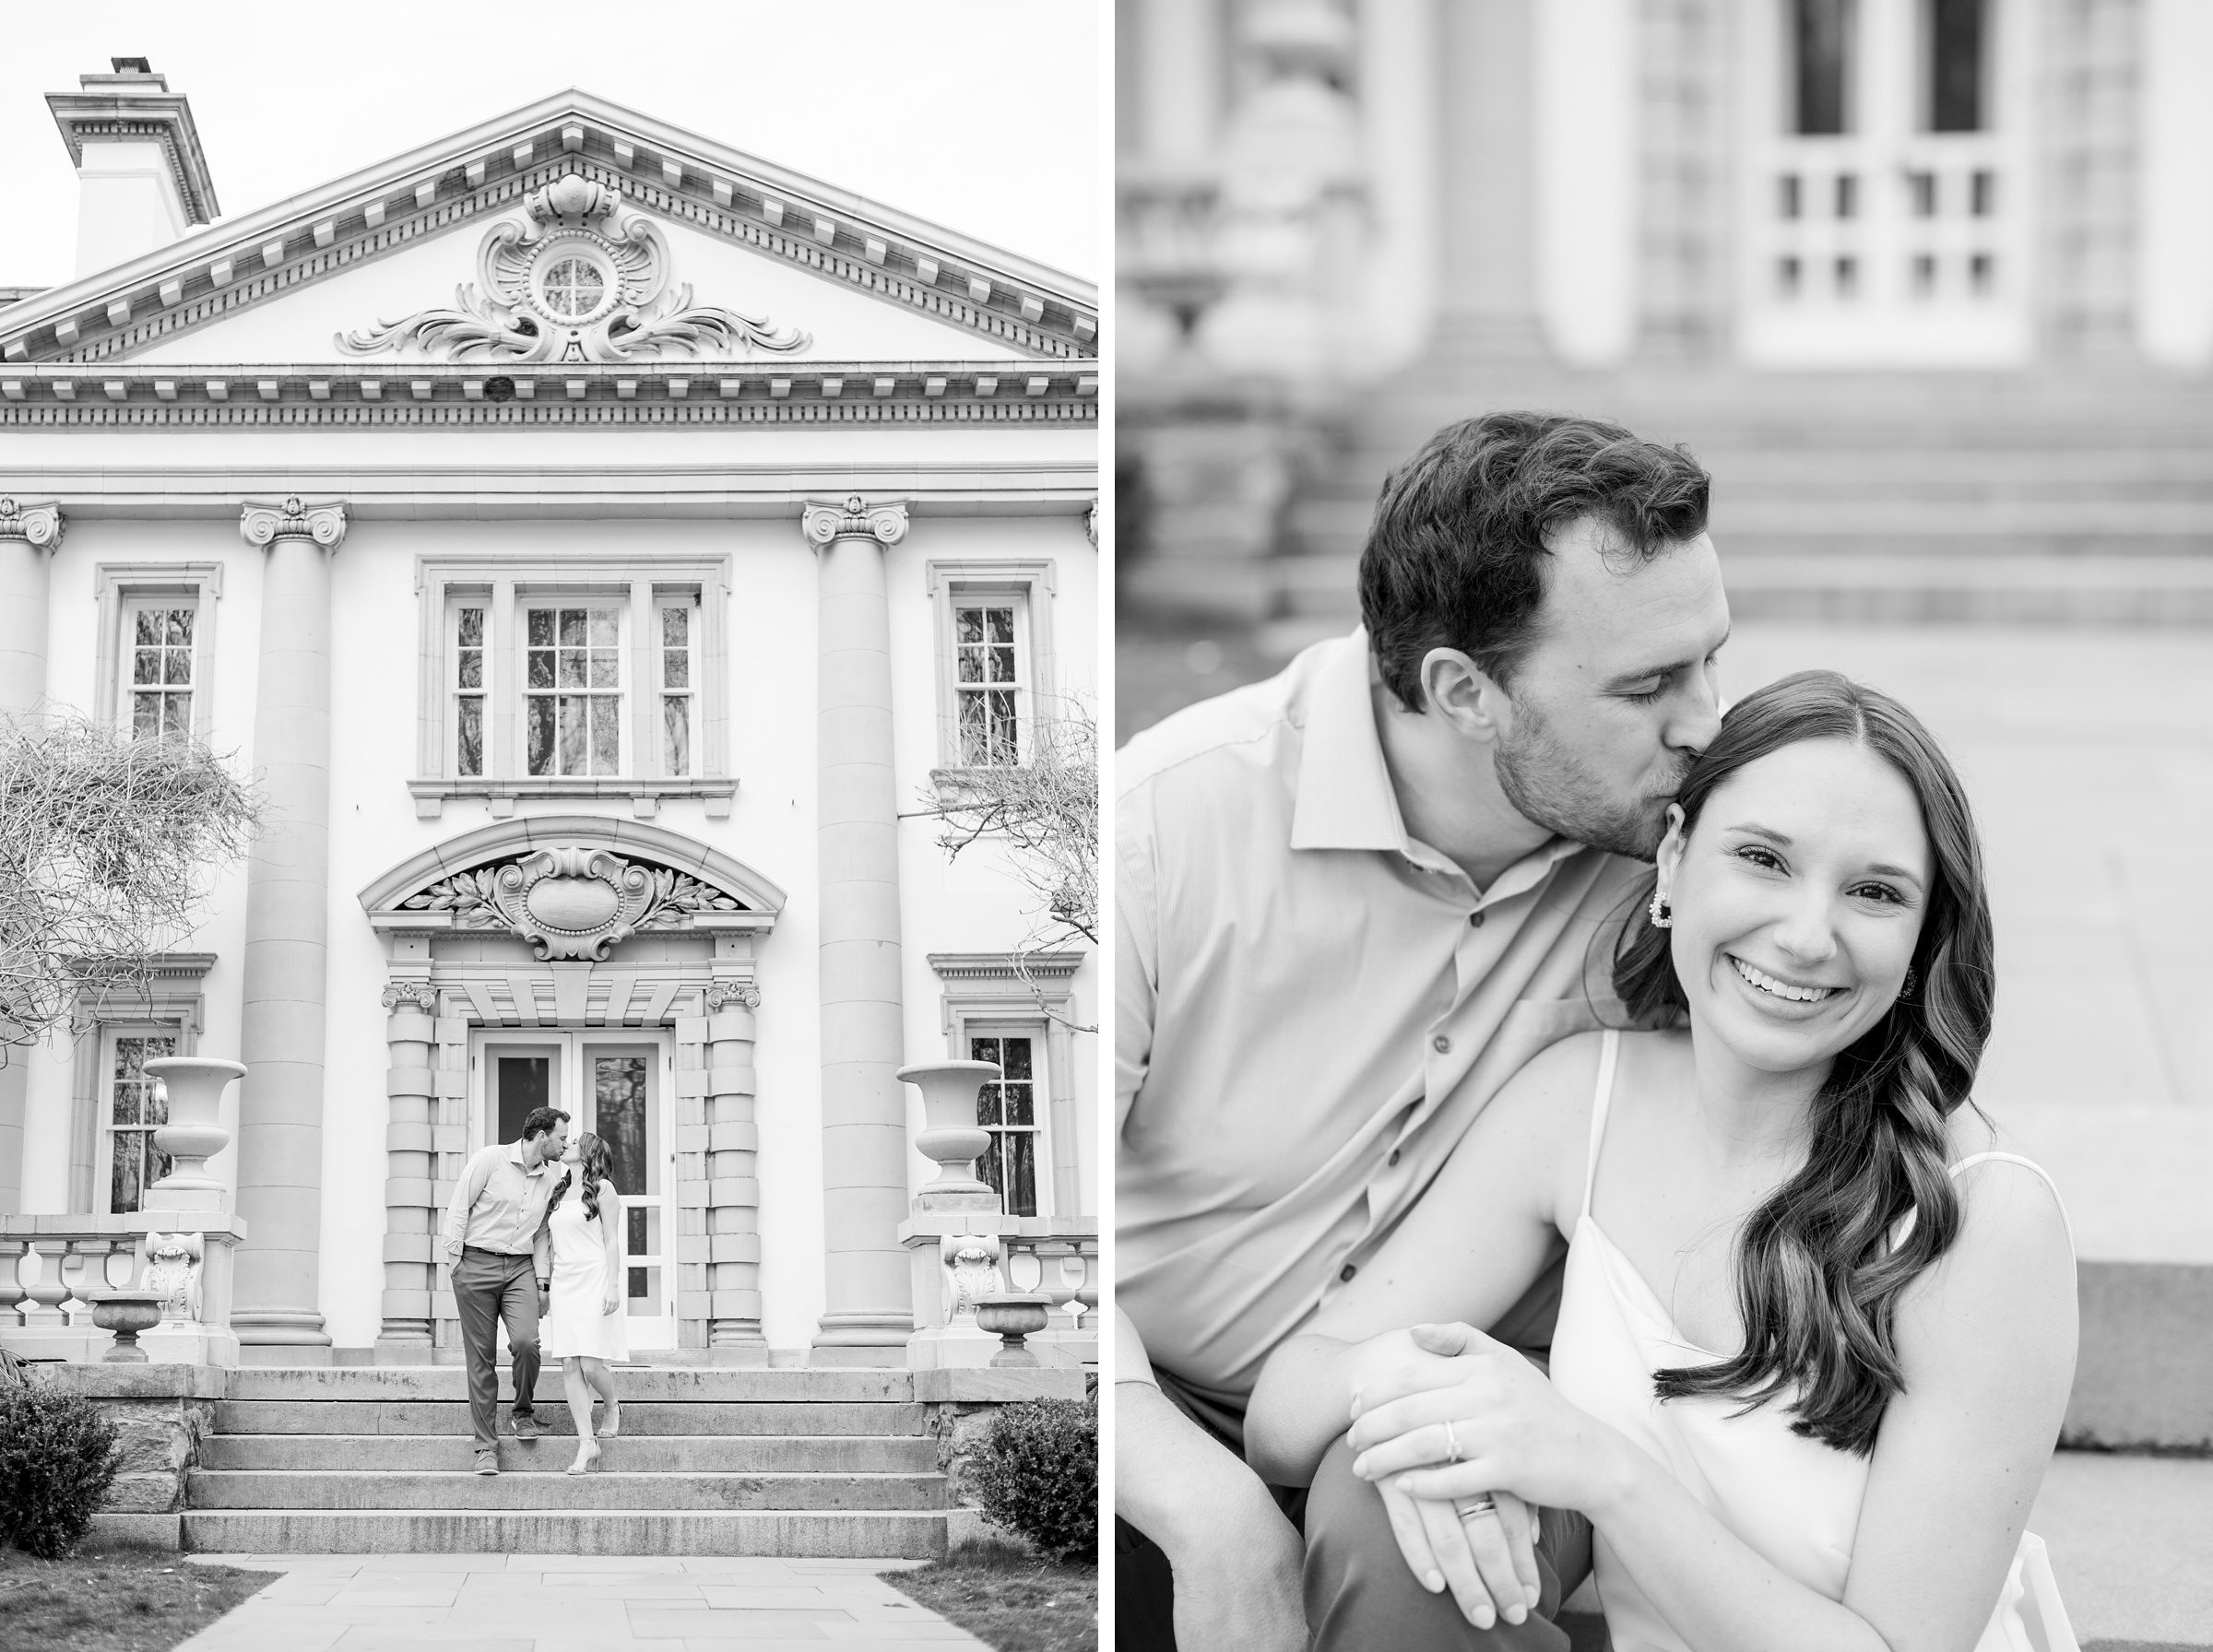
231, 498, 346, 1358
377, 979, 439, 1356
0, 1236, 26, 1328
18, 1238, 70, 1330
0, 499, 63, 1219
801, 496, 914, 1363
704, 976, 765, 1349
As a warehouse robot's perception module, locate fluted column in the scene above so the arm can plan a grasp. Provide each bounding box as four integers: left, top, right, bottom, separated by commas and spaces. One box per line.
231, 497, 346, 1357
802, 495, 914, 1363
0, 499, 63, 1218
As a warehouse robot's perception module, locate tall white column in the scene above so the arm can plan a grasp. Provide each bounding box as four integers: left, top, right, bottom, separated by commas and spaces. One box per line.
1439, 0, 1544, 350
231, 498, 346, 1359
0, 500, 63, 1217
802, 496, 914, 1364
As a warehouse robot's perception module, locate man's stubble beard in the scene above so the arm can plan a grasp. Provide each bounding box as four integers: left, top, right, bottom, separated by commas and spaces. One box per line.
1492, 694, 1683, 863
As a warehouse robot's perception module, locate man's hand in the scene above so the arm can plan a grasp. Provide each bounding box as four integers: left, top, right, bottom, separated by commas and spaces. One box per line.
537, 1277, 550, 1301
1118, 1376, 1306, 1652
1349, 1328, 1541, 1627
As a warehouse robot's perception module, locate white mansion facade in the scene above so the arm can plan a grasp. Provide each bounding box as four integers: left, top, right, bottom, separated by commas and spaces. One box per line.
0, 66, 1098, 1366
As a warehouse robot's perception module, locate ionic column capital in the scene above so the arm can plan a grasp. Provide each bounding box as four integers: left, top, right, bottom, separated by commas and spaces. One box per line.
379, 980, 438, 1014
801, 495, 908, 549
240, 496, 347, 549
0, 498, 65, 551
1086, 497, 1098, 546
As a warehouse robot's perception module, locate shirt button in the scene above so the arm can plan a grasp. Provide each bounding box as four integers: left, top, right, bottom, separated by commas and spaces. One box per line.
1388, 1149, 1402, 1167
1340, 1264, 1357, 1282
1470, 911, 1485, 928
1433, 1034, 1452, 1054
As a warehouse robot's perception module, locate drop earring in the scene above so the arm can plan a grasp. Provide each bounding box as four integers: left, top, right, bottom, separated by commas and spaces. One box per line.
1647, 890, 1673, 928
1899, 967, 1919, 1001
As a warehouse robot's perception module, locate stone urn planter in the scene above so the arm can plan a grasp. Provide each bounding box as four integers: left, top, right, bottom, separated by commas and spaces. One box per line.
896, 1060, 1002, 1196
90, 1292, 167, 1362
141, 1057, 244, 1212
976, 1292, 1054, 1367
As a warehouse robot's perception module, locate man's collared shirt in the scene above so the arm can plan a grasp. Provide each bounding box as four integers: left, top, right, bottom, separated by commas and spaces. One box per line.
1117, 629, 1645, 1414
442, 1140, 559, 1273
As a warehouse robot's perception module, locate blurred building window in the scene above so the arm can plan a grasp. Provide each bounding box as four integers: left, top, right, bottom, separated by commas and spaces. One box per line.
1780, 174, 1804, 219
1970, 169, 1996, 216
1835, 255, 1860, 297
1779, 256, 1804, 297
1912, 254, 1938, 295
1926, 0, 1988, 132
1793, 0, 1857, 135
1970, 252, 1994, 293
1909, 171, 1938, 217
1836, 173, 1860, 218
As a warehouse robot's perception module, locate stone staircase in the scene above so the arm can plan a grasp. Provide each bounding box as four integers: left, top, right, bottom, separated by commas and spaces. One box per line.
174, 1365, 1002, 1558
1128, 335, 2213, 635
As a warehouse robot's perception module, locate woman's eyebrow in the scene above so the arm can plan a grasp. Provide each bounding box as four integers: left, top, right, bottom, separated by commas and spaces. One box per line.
1724, 823, 1925, 886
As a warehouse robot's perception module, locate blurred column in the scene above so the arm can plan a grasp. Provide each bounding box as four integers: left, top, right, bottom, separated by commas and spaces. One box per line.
0, 499, 63, 1216
1139, 0, 1225, 165
231, 497, 346, 1361
1439, 0, 1545, 353
803, 495, 913, 1364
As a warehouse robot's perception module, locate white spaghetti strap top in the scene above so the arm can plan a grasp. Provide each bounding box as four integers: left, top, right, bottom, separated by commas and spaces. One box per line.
1553, 1029, 2081, 1652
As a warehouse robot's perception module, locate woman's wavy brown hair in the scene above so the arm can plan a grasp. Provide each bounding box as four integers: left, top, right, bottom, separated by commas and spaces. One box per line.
549, 1132, 613, 1225
1611, 669, 1994, 1455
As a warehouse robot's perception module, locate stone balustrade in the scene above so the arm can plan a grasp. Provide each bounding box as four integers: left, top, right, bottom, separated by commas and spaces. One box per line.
998, 1223, 1099, 1366
0, 1212, 246, 1364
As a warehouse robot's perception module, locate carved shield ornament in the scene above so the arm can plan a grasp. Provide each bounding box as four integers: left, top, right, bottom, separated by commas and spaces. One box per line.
338, 173, 811, 363
399, 845, 747, 960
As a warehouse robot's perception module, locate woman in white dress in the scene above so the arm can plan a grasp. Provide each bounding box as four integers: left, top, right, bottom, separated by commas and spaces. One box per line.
1246, 671, 2081, 1651
543, 1130, 626, 1474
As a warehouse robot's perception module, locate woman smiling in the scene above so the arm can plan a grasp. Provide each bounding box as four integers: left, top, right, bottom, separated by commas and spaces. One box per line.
1244, 671, 2080, 1652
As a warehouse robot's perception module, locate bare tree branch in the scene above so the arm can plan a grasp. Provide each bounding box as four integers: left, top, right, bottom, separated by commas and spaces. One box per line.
914, 697, 1098, 1032
0, 712, 262, 1053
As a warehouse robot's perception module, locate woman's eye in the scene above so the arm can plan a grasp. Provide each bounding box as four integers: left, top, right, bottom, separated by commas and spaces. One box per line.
1852, 882, 1904, 904
1734, 845, 1783, 870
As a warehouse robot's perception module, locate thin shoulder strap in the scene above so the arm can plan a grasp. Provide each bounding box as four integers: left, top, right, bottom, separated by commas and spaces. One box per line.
1948, 1151, 2077, 1258
1580, 1030, 1622, 1223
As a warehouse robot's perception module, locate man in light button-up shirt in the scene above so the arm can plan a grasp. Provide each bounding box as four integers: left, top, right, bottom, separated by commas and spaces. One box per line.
1117, 413, 1731, 1650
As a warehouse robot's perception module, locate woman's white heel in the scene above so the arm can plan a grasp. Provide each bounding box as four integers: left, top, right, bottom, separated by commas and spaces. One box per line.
564, 1440, 600, 1475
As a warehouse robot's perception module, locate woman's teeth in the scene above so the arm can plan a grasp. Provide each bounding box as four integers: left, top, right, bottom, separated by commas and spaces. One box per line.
1730, 956, 1839, 1004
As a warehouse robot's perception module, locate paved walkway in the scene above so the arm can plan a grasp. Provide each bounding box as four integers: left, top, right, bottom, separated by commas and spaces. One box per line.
174, 1554, 990, 1651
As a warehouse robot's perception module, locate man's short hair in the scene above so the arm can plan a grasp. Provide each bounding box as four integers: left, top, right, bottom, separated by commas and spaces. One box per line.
1357, 410, 1712, 712
520, 1107, 571, 1141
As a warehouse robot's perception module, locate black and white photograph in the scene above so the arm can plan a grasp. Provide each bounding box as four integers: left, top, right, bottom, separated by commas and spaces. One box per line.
0, 2, 1102, 1646
1116, 2, 2213, 1649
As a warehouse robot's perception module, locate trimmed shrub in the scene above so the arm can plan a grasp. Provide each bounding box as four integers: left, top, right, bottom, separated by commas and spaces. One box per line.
966, 1398, 1096, 1563
0, 1381, 122, 1558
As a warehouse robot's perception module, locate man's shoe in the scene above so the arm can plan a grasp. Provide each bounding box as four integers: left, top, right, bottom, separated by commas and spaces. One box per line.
510, 1411, 544, 1440
473, 1449, 499, 1476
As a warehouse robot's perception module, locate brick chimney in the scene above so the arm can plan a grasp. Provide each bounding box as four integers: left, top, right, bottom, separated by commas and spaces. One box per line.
48, 59, 220, 279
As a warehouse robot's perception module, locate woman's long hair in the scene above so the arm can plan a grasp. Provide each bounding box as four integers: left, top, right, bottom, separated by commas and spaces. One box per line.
1611, 670, 1994, 1455
549, 1132, 613, 1224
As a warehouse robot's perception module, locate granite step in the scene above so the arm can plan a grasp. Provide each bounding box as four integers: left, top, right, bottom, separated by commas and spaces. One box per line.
198, 1432, 941, 1473
176, 1508, 950, 1558
223, 1367, 914, 1404
185, 1469, 947, 1512
213, 1399, 926, 1436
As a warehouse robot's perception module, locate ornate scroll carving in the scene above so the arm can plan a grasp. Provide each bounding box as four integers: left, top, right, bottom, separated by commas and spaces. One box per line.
239, 496, 347, 549
379, 981, 438, 1013
337, 172, 811, 365
400, 845, 747, 961
0, 498, 65, 550
705, 979, 762, 1011
801, 495, 909, 548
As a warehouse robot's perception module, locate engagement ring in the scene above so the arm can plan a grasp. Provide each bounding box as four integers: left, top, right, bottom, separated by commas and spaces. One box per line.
1442, 1418, 1462, 1463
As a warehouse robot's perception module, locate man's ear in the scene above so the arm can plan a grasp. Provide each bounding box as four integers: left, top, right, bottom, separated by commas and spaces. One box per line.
1418, 647, 1510, 744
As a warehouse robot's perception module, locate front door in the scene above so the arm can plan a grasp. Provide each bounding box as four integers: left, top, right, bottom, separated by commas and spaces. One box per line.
476, 1030, 675, 1352
1738, 0, 2031, 365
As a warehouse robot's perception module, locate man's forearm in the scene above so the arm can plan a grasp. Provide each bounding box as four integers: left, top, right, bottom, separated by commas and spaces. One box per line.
1118, 1378, 1290, 1553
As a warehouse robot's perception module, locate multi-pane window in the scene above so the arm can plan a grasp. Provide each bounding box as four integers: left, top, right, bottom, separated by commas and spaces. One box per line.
969, 1033, 1039, 1218
125, 604, 195, 741
454, 606, 486, 777
526, 606, 622, 776
107, 1033, 177, 1215
658, 600, 694, 778
954, 600, 1024, 766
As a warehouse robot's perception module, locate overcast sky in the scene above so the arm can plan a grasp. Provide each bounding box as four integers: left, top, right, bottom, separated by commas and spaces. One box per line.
0, 0, 1101, 290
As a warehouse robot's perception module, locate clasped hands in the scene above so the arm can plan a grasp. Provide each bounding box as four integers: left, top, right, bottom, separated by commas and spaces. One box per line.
1346, 1321, 1607, 1631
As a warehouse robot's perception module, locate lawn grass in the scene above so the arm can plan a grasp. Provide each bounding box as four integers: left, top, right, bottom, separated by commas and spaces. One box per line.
0, 1547, 273, 1652
883, 1537, 1098, 1652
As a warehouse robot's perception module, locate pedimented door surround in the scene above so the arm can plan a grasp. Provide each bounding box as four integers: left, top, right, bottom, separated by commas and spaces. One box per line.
360, 815, 783, 1363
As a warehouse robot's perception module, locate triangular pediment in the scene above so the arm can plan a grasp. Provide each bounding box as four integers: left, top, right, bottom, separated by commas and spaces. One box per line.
1, 90, 1095, 371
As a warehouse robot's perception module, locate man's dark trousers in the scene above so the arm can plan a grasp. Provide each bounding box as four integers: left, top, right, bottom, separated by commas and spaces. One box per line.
452, 1245, 542, 1449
